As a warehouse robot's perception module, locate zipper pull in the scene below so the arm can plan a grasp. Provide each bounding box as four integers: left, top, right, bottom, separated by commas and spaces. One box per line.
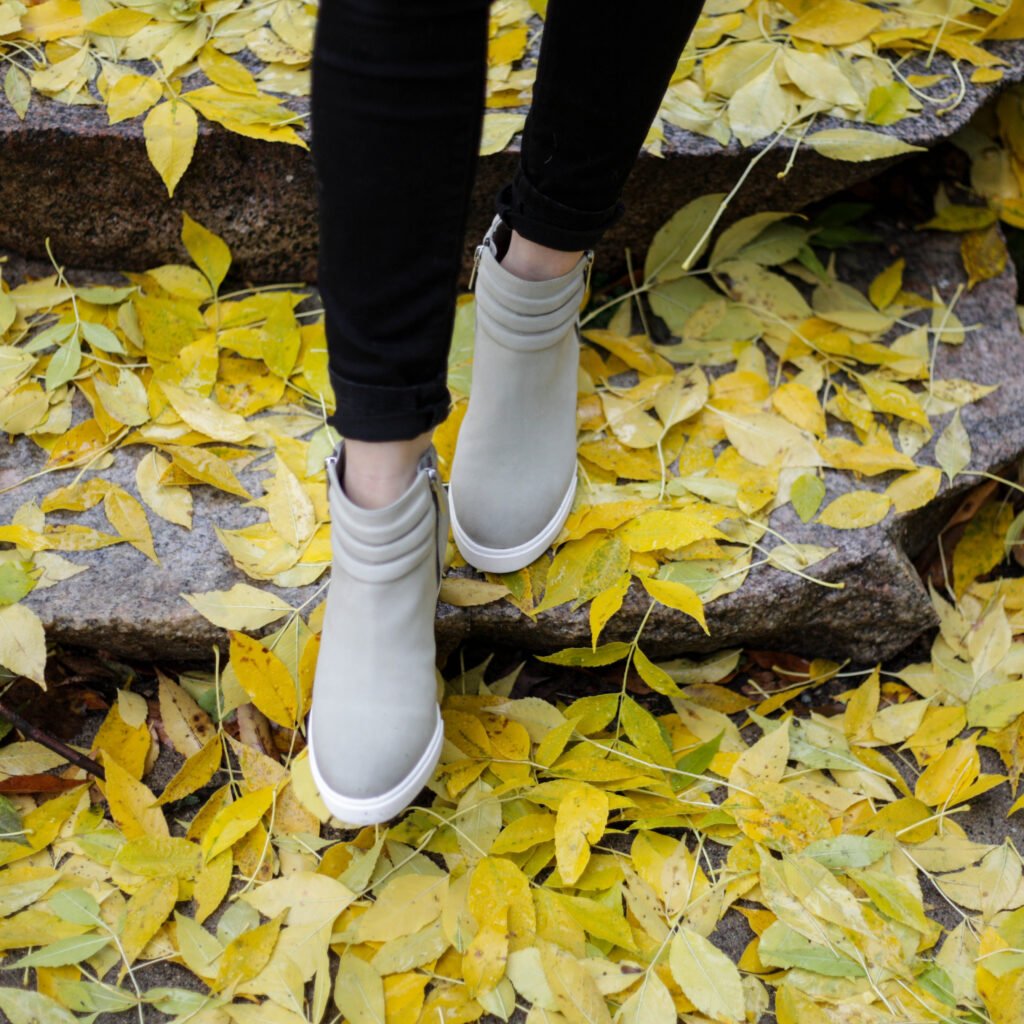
468, 244, 483, 292
583, 250, 594, 298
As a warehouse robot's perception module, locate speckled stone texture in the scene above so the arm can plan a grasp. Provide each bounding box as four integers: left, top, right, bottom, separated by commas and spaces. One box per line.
1, 43, 1023, 285
3, 222, 1024, 664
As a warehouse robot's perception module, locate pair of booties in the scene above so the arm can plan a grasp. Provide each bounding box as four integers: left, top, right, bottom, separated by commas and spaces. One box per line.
307, 216, 592, 825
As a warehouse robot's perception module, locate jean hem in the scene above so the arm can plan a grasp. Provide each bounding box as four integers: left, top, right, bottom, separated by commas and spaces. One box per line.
495, 165, 625, 252
327, 367, 452, 442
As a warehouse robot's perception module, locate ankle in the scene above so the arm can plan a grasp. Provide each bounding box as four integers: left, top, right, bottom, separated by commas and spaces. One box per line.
500, 230, 584, 282
342, 433, 433, 510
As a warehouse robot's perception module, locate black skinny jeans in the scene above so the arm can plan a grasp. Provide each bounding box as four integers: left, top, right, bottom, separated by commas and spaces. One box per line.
311, 1, 704, 442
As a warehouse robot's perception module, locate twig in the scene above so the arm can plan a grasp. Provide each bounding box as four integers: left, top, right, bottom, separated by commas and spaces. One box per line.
0, 698, 106, 781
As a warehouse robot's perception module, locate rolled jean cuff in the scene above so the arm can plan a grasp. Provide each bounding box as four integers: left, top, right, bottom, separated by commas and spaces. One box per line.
327, 366, 452, 442
495, 165, 625, 252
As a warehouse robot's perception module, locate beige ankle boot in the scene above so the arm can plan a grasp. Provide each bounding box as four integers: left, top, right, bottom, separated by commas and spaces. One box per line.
449, 214, 592, 573
307, 439, 447, 826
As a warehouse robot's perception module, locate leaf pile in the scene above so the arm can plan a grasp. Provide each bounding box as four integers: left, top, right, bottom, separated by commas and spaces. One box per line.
0, 511, 1022, 1022
3, 0, 1024, 195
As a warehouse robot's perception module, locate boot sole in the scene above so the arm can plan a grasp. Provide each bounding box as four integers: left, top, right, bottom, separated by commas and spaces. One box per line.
306, 709, 444, 827
449, 474, 577, 574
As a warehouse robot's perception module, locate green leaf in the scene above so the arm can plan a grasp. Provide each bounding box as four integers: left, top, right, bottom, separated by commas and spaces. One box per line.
50, 888, 101, 926
0, 794, 28, 847
803, 835, 892, 869
758, 920, 865, 976
81, 320, 125, 354
53, 980, 138, 1015
791, 474, 826, 523
13, 932, 111, 967
76, 285, 136, 305
674, 732, 723, 790
804, 127, 924, 162
44, 332, 81, 391
538, 642, 631, 667
0, 562, 36, 606
0, 988, 79, 1024
644, 193, 727, 283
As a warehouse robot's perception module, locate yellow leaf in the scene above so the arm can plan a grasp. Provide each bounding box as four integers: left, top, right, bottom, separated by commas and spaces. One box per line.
103, 485, 159, 563
787, 0, 884, 45
200, 785, 276, 863
198, 43, 258, 96
158, 671, 216, 757
641, 575, 708, 633
19, 0, 84, 41
212, 910, 285, 993
669, 927, 745, 1023
156, 735, 222, 805
349, 873, 448, 944
106, 73, 161, 124
589, 572, 630, 648
554, 783, 608, 885
119, 877, 177, 967
804, 128, 923, 162
87, 8, 151, 35
843, 668, 879, 743
439, 577, 510, 607
619, 508, 727, 553
915, 736, 980, 807
193, 849, 232, 925
868, 258, 905, 309
962, 224, 1011, 288
143, 100, 198, 198
885, 466, 942, 514
182, 582, 293, 632
181, 212, 232, 293
859, 376, 930, 427
113, 836, 201, 880
771, 381, 826, 436
229, 631, 299, 729
0, 603, 47, 686
164, 444, 251, 498
92, 701, 150, 779
159, 381, 251, 443
333, 952, 385, 1024
135, 453, 195, 531
953, 499, 1015, 596
265, 455, 315, 548
817, 490, 891, 529
539, 940, 612, 1024
103, 755, 169, 841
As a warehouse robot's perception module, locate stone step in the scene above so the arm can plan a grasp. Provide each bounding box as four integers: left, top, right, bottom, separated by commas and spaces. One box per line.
3, 219, 1023, 666
1, 43, 1022, 285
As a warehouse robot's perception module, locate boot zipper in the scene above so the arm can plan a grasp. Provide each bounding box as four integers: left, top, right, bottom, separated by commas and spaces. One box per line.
468, 244, 484, 292
583, 250, 594, 298
422, 460, 445, 585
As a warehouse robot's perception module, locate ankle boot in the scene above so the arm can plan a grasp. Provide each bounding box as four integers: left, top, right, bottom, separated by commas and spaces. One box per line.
306, 439, 447, 826
449, 214, 593, 573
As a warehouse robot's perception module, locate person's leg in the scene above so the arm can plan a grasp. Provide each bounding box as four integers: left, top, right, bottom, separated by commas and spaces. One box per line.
450, 0, 705, 571
311, 0, 490, 508
499, 0, 706, 256
307, 0, 488, 825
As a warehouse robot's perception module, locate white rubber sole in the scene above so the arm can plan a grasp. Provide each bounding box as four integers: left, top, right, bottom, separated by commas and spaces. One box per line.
449, 473, 577, 574
306, 709, 444, 827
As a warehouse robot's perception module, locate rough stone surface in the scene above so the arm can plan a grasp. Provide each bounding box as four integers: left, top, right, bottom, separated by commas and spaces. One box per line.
3, 221, 1024, 665
1, 44, 1022, 285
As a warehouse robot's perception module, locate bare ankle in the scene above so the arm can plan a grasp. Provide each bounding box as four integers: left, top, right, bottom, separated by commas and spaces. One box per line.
500, 231, 584, 282
342, 432, 433, 510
